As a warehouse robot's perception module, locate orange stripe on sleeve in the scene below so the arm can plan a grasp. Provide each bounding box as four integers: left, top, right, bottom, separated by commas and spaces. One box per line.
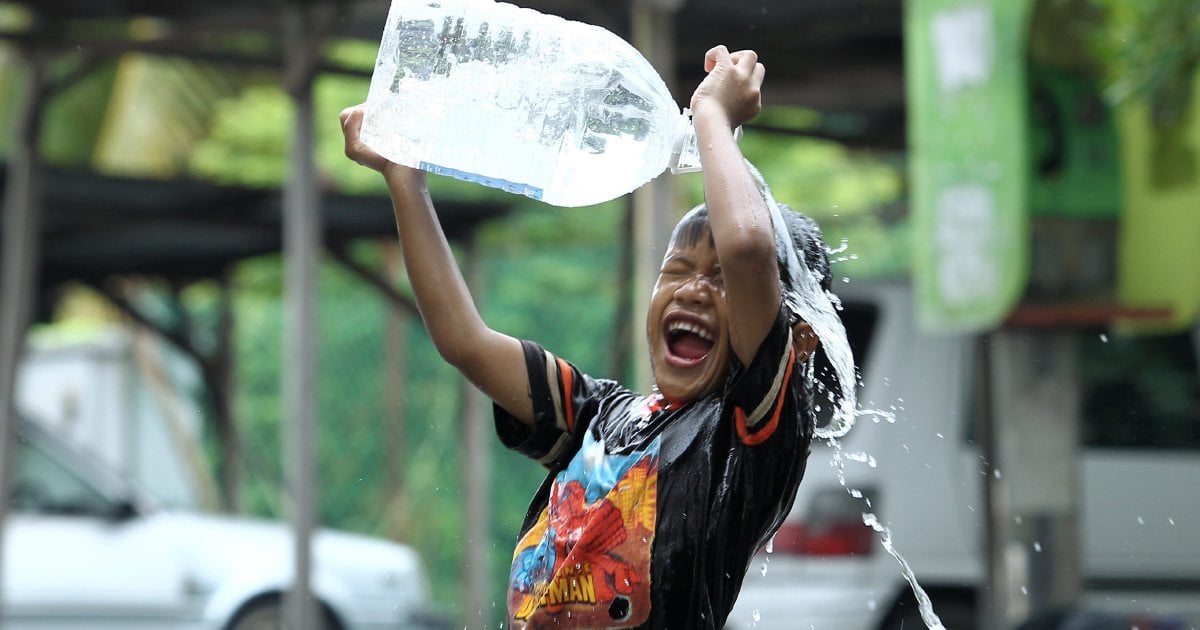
735, 347, 797, 446
555, 357, 575, 433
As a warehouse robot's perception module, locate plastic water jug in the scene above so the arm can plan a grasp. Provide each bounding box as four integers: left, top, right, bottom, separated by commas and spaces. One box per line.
360, 0, 704, 207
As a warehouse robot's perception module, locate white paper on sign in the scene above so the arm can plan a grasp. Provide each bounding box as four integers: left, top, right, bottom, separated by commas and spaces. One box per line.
935, 183, 999, 306
931, 5, 995, 94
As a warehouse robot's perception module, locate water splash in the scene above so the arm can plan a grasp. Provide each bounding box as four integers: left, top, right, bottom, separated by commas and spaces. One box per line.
748, 161, 942, 627
826, 436, 944, 629
747, 163, 858, 439
862, 512, 945, 630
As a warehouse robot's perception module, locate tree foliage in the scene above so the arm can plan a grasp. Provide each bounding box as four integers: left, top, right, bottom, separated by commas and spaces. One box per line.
1090, 0, 1200, 123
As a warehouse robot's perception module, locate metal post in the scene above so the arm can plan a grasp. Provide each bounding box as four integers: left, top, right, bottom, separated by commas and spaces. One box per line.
383, 243, 410, 540
282, 5, 324, 629
992, 331, 1082, 626
976, 333, 1008, 630
630, 0, 679, 393
0, 39, 47, 620
462, 232, 492, 628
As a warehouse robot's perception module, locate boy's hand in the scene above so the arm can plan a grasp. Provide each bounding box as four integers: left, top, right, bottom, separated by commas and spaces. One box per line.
690, 45, 765, 128
340, 104, 394, 173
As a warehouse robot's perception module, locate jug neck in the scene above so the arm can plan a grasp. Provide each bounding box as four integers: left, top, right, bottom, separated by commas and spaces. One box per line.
669, 108, 744, 175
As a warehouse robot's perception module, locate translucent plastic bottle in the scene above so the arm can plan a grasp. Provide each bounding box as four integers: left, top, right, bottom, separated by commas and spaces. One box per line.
360, 0, 704, 207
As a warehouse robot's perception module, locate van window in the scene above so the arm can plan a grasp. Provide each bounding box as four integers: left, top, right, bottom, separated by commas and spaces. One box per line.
9, 437, 113, 516
1079, 330, 1200, 450
813, 302, 880, 430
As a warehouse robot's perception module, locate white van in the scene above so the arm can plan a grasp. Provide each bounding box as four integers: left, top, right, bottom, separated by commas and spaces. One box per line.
728, 281, 1200, 629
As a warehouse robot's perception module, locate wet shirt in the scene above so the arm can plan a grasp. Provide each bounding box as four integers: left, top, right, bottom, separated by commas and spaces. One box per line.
495, 311, 812, 629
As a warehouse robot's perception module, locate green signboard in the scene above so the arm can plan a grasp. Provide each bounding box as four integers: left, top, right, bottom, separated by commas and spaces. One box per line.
907, 0, 1034, 332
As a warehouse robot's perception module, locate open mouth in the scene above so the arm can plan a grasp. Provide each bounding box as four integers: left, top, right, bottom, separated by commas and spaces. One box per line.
664, 315, 715, 367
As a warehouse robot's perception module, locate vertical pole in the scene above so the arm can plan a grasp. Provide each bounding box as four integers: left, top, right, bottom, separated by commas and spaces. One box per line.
383, 243, 410, 540
282, 5, 322, 629
461, 232, 492, 628
992, 331, 1082, 626
214, 271, 240, 513
608, 196, 635, 382
976, 333, 1008, 630
0, 39, 47, 620
630, 0, 679, 393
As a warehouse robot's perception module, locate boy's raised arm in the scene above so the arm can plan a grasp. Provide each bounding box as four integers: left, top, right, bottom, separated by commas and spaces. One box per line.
690, 46, 782, 366
340, 106, 535, 426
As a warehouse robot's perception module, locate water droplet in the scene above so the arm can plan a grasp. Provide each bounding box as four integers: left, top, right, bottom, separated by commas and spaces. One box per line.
842, 277, 850, 283
1033, 542, 1042, 552
752, 609, 761, 622
760, 562, 768, 576
1021, 586, 1028, 595
1100, 333, 1109, 343
765, 537, 774, 554
993, 469, 1002, 479
1168, 517, 1176, 525
1137, 516, 1145, 525
936, 433, 944, 439
867, 598, 877, 611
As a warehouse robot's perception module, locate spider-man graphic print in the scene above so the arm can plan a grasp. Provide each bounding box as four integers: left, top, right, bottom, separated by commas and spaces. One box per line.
509, 431, 659, 628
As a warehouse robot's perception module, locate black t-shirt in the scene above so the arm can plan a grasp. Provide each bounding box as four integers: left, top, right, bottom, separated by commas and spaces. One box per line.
495, 311, 812, 629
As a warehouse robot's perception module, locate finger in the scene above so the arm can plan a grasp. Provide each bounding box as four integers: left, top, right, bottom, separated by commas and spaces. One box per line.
340, 105, 365, 132
342, 107, 363, 137
752, 62, 766, 87
729, 49, 758, 68
704, 44, 730, 73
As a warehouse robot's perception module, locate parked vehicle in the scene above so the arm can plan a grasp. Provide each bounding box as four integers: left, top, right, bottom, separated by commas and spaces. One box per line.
728, 281, 1200, 629
4, 418, 446, 629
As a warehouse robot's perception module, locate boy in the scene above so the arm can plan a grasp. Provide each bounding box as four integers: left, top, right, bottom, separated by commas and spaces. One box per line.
341, 45, 833, 629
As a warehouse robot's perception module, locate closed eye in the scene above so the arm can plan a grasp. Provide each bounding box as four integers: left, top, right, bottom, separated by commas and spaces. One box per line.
660, 259, 694, 275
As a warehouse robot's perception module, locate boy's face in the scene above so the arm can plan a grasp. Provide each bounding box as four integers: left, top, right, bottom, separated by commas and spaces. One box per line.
647, 223, 733, 402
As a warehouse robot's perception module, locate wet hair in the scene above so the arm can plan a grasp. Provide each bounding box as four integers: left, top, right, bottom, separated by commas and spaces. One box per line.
668, 203, 713, 251
777, 205, 832, 292
669, 203, 833, 297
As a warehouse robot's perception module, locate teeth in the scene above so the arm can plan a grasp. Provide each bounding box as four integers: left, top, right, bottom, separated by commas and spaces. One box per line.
668, 321, 712, 341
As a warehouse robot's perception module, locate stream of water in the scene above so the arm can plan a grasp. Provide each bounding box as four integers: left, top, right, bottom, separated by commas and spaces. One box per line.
750, 163, 945, 629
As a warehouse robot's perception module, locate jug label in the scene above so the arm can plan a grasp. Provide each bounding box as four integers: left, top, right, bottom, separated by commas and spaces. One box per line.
419, 161, 544, 201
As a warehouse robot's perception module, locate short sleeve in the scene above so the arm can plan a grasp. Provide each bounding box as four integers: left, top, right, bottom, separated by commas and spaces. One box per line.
493, 340, 609, 469
726, 309, 798, 446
